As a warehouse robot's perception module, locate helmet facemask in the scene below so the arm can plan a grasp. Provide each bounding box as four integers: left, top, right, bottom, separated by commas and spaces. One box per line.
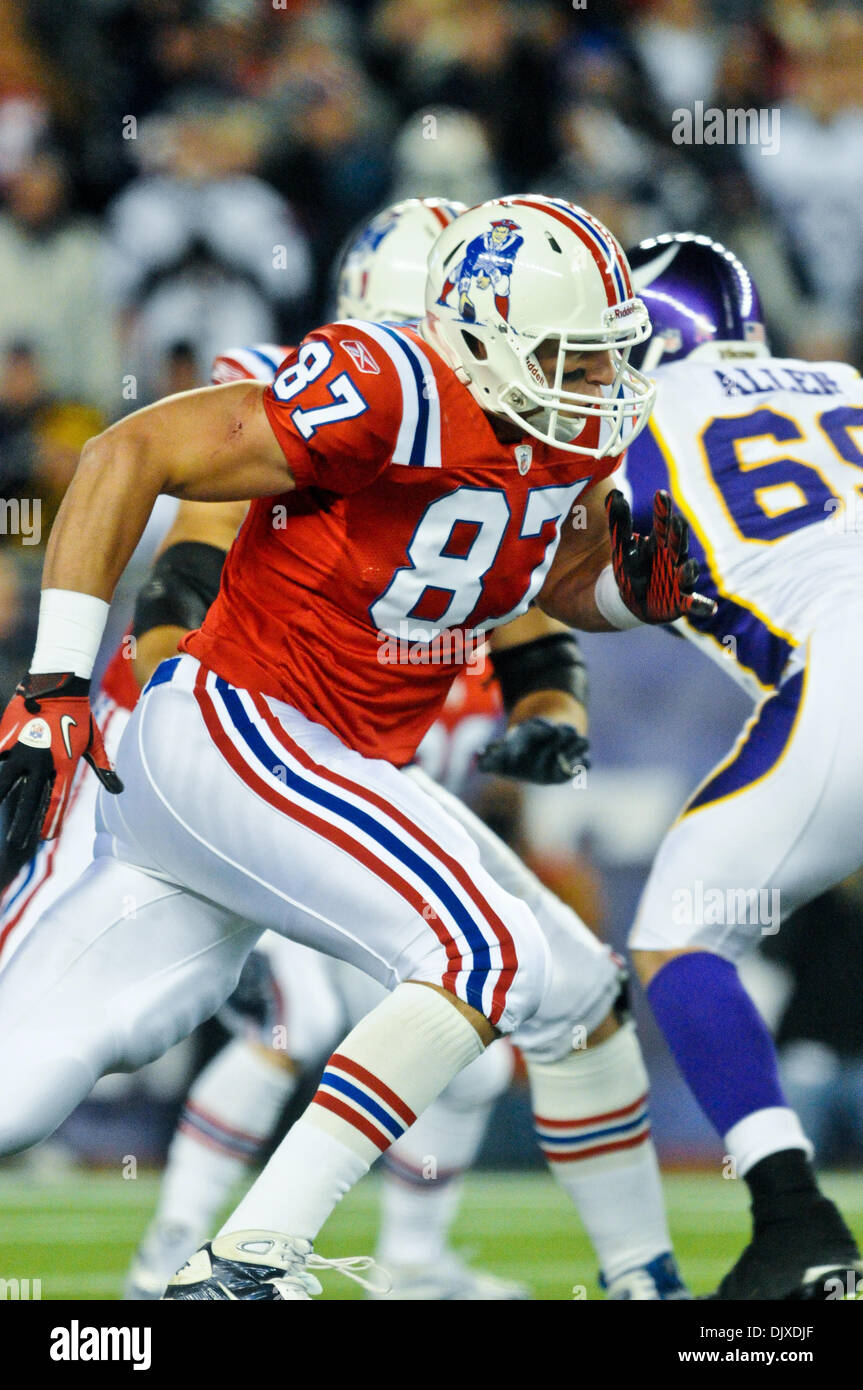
461, 304, 656, 458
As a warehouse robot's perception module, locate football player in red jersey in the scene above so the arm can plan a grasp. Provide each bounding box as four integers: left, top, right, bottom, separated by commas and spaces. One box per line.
0, 203, 683, 1302
0, 195, 709, 1298
125, 203, 689, 1302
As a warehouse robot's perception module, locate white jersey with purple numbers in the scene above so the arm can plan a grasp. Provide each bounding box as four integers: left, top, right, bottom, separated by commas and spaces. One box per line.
623, 357, 863, 698
627, 356, 863, 957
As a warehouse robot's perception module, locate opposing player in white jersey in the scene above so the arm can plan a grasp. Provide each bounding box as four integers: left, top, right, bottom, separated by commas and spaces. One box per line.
619, 233, 863, 1299
0, 194, 708, 1300
123, 199, 688, 1300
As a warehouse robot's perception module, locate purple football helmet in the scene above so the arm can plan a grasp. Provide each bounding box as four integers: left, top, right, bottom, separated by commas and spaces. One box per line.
625, 233, 769, 372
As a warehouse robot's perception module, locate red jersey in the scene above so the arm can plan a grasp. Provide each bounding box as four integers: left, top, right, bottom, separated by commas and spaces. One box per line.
100, 638, 140, 712
415, 666, 503, 793
185, 321, 618, 764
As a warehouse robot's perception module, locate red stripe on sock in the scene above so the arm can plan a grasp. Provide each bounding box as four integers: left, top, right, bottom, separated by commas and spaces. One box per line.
385, 1149, 461, 1187
184, 1101, 266, 1148
533, 1092, 648, 1129
312, 1091, 391, 1152
542, 1130, 650, 1163
329, 1053, 416, 1128
178, 1120, 256, 1161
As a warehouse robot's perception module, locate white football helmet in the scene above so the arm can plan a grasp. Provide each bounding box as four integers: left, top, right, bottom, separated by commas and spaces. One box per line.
337, 197, 466, 323
423, 194, 655, 457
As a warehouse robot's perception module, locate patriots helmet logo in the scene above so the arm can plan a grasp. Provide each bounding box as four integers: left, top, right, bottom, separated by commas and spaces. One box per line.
436, 218, 524, 323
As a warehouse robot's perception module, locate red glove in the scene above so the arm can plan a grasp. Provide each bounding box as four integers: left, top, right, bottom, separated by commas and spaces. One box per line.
0, 672, 123, 854
606, 488, 717, 624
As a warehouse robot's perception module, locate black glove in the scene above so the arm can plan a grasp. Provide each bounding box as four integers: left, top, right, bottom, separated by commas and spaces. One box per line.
477, 717, 589, 784
606, 488, 716, 623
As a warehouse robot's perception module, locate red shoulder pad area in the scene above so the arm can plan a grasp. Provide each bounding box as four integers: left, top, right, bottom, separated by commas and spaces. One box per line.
262, 324, 404, 495
211, 345, 292, 385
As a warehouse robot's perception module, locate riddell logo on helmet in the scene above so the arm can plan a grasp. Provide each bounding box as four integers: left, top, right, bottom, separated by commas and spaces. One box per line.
602, 301, 639, 327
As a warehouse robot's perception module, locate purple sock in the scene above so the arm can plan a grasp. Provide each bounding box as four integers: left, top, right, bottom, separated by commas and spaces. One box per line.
647, 952, 787, 1139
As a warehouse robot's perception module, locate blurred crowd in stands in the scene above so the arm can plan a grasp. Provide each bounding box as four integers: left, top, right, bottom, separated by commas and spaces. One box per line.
0, 0, 861, 404
0, 1, 861, 563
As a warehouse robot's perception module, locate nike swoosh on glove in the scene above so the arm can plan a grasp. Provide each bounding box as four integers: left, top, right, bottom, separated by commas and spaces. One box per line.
0, 672, 123, 856
477, 717, 590, 784
606, 488, 717, 623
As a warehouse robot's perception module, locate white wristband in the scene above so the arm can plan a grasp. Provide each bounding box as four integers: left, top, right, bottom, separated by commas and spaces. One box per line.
30, 588, 110, 680
593, 564, 643, 631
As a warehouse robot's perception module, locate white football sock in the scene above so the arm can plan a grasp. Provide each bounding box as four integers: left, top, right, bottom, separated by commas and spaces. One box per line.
154, 1038, 296, 1241
220, 983, 483, 1241
725, 1107, 813, 1177
527, 1021, 673, 1282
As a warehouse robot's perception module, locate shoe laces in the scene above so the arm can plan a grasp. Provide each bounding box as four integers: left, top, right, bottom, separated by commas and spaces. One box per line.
306, 1252, 392, 1295
222, 1233, 392, 1297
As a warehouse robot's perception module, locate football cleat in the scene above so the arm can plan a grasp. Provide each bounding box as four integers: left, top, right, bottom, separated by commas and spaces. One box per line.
162, 1230, 387, 1301
368, 1251, 530, 1301
601, 1251, 691, 1301
124, 1220, 201, 1300
708, 1193, 862, 1301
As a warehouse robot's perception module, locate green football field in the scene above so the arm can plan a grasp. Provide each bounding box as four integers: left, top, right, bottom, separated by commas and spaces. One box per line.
2, 1168, 862, 1300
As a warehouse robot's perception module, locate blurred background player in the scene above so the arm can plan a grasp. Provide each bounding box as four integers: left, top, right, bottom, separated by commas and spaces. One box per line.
620, 232, 863, 1299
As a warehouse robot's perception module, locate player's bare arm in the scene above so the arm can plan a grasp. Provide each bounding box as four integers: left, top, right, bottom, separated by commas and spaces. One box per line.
0, 385, 290, 854
536, 475, 617, 629
539, 477, 716, 630
43, 384, 289, 602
